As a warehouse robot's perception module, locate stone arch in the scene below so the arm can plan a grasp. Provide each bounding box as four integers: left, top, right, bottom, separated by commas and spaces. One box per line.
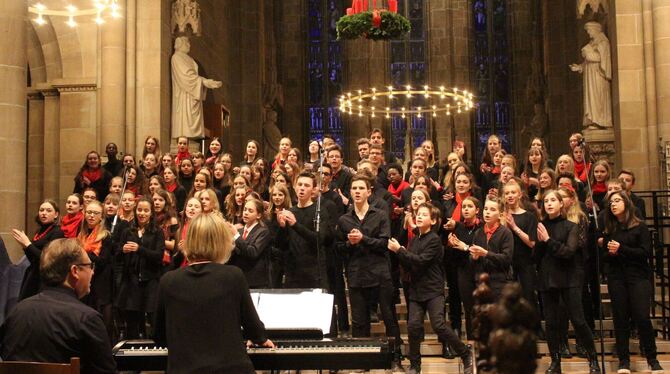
30, 19, 63, 82
26, 22, 47, 85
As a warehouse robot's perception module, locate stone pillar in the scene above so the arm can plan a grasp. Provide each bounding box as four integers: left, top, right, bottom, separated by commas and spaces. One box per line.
612, 1, 650, 187
56, 83, 98, 203
126, 0, 137, 156
136, 0, 171, 156
100, 0, 127, 152
42, 89, 60, 201
27, 91, 45, 235
343, 39, 388, 164
0, 0, 27, 261
429, 0, 472, 165
653, 0, 670, 188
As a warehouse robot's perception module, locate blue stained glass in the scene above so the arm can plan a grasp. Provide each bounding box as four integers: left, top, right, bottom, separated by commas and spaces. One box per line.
409, 0, 423, 18
391, 42, 405, 62
409, 62, 426, 84
391, 63, 407, 87
474, 0, 487, 32
409, 42, 425, 62
391, 115, 407, 158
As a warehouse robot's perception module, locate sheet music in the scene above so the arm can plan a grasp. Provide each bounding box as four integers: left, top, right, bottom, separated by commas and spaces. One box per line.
251, 289, 333, 333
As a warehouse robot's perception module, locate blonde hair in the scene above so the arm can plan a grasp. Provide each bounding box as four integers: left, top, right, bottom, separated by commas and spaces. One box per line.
195, 188, 221, 214
185, 214, 233, 263
555, 154, 575, 175
77, 201, 110, 243
557, 187, 587, 225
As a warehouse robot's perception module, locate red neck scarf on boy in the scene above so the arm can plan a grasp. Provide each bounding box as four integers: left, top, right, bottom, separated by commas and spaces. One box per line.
592, 181, 607, 194
61, 212, 84, 238
451, 192, 471, 223
484, 222, 500, 241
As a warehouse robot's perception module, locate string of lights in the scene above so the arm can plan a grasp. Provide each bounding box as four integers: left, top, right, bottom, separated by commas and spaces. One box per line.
29, 1, 121, 27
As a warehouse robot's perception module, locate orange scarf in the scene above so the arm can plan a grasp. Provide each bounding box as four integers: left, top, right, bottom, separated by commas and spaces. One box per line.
82, 227, 102, 256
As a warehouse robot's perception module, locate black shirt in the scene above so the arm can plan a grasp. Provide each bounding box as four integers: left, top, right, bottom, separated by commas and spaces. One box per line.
510, 211, 538, 266
336, 206, 392, 288
534, 216, 582, 290
284, 203, 331, 289
154, 264, 267, 374
20, 224, 65, 300
0, 286, 116, 374
397, 230, 444, 302
601, 221, 651, 281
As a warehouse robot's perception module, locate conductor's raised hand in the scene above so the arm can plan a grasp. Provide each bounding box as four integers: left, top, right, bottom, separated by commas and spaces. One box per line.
11, 229, 31, 248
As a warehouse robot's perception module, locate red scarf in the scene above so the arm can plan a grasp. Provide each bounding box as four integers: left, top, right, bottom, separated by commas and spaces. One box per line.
165, 181, 177, 193
573, 161, 590, 183
464, 217, 481, 229
82, 168, 102, 183
484, 222, 500, 241
592, 181, 607, 194
451, 192, 471, 223
491, 166, 501, 175
33, 224, 55, 242
175, 151, 191, 166
81, 227, 102, 256
61, 212, 84, 238
388, 180, 410, 219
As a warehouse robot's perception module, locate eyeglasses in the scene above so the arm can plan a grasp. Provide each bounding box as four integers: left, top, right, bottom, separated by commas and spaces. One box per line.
85, 211, 102, 216
76, 262, 95, 270
610, 198, 624, 204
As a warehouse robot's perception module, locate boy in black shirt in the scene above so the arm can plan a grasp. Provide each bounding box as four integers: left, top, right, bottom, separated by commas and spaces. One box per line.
336, 173, 403, 370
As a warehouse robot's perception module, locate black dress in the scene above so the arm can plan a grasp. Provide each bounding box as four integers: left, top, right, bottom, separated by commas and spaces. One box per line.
19, 224, 65, 300
154, 263, 267, 373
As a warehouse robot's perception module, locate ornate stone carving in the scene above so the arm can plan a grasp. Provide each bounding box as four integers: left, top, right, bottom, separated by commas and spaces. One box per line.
171, 36, 222, 139
54, 84, 97, 93
577, 0, 608, 18
172, 0, 201, 36
262, 83, 284, 159
570, 21, 612, 129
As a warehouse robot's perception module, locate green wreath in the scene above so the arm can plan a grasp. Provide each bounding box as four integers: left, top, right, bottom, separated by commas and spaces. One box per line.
336, 11, 411, 41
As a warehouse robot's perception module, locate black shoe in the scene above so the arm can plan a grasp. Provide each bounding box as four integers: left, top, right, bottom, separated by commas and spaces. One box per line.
536, 328, 547, 341
648, 358, 664, 374
408, 362, 421, 374
391, 359, 404, 372
546, 353, 561, 374
560, 341, 572, 358
442, 344, 456, 359
588, 351, 601, 374
461, 348, 473, 374
617, 359, 631, 374
575, 341, 588, 358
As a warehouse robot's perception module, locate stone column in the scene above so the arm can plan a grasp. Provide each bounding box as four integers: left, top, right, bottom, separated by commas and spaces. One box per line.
42, 89, 60, 200
100, 0, 127, 152
56, 83, 98, 203
27, 91, 45, 235
653, 0, 670, 186
612, 1, 651, 188
0, 0, 27, 261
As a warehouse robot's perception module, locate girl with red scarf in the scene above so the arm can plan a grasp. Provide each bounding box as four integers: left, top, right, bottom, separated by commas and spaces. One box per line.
171, 197, 203, 269
174, 136, 191, 167
74, 150, 112, 201
163, 166, 187, 213
11, 199, 65, 300
61, 194, 84, 238
590, 159, 610, 211
152, 188, 179, 272
124, 166, 145, 198
572, 145, 591, 183
77, 200, 114, 336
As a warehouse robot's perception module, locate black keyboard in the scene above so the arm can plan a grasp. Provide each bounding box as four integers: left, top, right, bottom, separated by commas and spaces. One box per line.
112, 338, 393, 371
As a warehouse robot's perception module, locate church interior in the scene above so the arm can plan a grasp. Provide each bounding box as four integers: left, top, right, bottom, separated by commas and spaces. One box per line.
1, 0, 670, 373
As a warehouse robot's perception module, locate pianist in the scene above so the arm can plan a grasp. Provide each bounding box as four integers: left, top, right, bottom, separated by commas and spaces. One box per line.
154, 214, 274, 373
0, 238, 117, 373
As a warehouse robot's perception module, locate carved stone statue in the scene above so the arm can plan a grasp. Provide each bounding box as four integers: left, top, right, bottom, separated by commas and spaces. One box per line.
172, 0, 201, 36
570, 21, 612, 129
577, 0, 608, 18
171, 36, 221, 139
262, 83, 284, 158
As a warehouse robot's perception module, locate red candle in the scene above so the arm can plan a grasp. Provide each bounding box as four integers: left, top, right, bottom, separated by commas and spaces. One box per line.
362, 0, 368, 11
353, 0, 359, 13
389, 0, 397, 13
346, 7, 354, 15
372, 0, 377, 9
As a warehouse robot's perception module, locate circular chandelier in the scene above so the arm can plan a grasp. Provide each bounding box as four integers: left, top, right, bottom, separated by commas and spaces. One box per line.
29, 1, 121, 27
339, 85, 475, 118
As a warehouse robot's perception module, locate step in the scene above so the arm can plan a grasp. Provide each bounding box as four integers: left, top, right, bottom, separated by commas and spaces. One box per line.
399, 337, 670, 356
371, 319, 665, 336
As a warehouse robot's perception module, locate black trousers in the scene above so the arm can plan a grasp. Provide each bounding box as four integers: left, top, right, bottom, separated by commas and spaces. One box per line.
445, 260, 462, 332
514, 262, 541, 330
408, 295, 467, 364
582, 256, 601, 330
326, 252, 349, 332
350, 284, 402, 352
608, 276, 658, 360
542, 287, 596, 356
457, 265, 475, 339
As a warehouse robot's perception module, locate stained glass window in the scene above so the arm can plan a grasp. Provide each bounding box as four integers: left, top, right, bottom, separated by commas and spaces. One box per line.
308, 0, 345, 146
389, 0, 427, 160
472, 0, 511, 164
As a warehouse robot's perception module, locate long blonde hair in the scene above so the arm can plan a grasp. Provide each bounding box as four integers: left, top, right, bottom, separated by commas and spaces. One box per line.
77, 201, 110, 243
557, 187, 587, 225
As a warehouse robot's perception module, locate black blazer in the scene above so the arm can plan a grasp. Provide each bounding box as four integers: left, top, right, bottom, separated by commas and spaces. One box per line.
471, 226, 514, 293
86, 236, 114, 307
397, 231, 445, 302
534, 216, 582, 290
154, 264, 267, 374
117, 226, 165, 282
230, 224, 272, 288
601, 221, 652, 281
20, 224, 65, 300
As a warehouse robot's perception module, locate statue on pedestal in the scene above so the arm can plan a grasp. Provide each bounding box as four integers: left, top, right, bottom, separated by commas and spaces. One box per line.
171, 36, 222, 139
570, 21, 612, 129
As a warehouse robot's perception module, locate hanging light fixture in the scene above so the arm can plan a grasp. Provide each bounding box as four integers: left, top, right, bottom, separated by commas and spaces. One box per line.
28, 0, 122, 27
339, 85, 475, 118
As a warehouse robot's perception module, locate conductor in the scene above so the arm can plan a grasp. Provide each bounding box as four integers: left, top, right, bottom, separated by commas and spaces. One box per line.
154, 214, 274, 373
